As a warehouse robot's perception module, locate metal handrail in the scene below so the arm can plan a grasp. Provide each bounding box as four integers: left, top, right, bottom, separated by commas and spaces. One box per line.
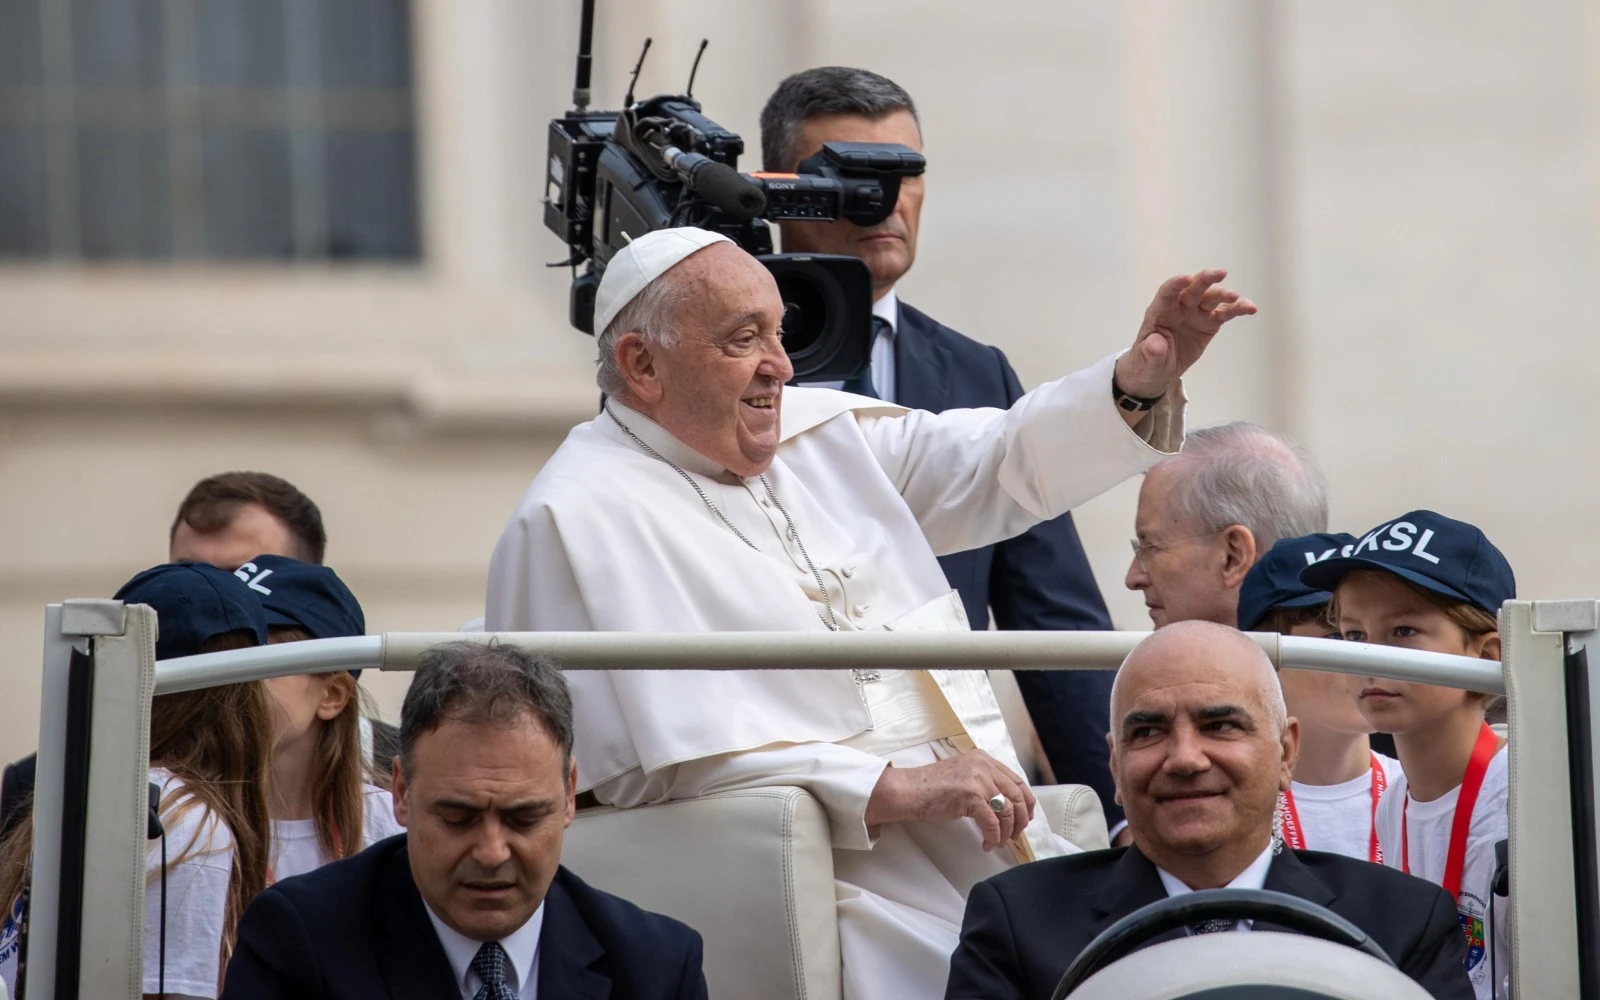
152, 629, 1505, 696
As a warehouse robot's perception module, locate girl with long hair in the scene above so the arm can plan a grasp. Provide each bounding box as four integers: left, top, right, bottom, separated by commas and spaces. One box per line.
235, 555, 402, 880
0, 562, 277, 1000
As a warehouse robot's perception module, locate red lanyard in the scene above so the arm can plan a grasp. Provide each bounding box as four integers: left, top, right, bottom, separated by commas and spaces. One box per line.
1402, 723, 1499, 902
1279, 752, 1387, 863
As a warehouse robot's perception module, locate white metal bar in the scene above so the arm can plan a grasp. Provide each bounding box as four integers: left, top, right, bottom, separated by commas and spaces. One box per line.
152, 630, 1505, 696
23, 605, 76, 1000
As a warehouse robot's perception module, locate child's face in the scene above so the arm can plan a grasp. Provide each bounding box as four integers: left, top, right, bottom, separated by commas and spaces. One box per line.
1278, 621, 1371, 734
1335, 571, 1494, 733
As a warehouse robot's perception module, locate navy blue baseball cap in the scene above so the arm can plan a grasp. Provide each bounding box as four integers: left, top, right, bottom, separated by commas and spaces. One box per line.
113, 562, 269, 660
233, 555, 365, 675
1299, 510, 1516, 617
1237, 532, 1359, 631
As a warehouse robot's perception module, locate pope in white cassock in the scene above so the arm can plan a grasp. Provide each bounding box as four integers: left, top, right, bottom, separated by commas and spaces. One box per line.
486, 227, 1256, 999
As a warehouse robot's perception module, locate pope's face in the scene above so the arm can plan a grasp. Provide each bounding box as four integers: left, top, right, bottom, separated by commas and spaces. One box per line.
648, 244, 793, 477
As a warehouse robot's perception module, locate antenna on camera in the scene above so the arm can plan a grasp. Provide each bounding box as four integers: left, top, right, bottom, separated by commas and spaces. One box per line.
571, 0, 596, 112
623, 37, 653, 108
685, 39, 709, 99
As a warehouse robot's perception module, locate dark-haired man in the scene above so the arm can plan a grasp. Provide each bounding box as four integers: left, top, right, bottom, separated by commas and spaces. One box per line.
169, 470, 328, 569
222, 641, 708, 1000
761, 67, 1121, 822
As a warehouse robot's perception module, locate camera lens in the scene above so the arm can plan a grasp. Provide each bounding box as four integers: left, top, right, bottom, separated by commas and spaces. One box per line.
777, 275, 828, 357
757, 252, 874, 382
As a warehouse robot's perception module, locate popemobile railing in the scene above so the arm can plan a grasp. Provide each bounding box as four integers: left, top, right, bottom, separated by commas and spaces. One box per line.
21, 597, 1600, 999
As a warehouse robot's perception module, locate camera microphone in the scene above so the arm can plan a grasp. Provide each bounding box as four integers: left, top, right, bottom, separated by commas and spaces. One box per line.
661, 145, 766, 220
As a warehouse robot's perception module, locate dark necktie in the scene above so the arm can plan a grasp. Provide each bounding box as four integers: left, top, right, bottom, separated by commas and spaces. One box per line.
470, 940, 519, 1000
1190, 918, 1238, 935
839, 316, 889, 398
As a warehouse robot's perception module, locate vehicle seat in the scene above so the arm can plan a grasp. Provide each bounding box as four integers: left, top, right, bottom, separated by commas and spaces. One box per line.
561, 783, 1107, 998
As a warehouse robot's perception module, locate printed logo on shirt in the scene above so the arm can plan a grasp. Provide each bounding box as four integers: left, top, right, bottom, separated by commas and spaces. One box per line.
0, 891, 23, 968
1458, 908, 1487, 971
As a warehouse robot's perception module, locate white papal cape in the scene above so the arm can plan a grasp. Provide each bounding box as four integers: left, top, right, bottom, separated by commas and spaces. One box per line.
485, 351, 1183, 999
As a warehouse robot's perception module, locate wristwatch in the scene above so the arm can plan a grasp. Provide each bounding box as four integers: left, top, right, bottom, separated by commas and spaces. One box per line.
1112, 376, 1164, 413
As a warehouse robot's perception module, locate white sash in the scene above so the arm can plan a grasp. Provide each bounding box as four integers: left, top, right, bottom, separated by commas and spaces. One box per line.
880, 590, 1062, 863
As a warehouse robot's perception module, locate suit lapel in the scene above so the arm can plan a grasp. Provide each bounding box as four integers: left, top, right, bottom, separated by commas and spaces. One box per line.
892, 302, 956, 412
1090, 846, 1177, 939
537, 875, 611, 1000
1257, 850, 1337, 934
371, 846, 461, 1000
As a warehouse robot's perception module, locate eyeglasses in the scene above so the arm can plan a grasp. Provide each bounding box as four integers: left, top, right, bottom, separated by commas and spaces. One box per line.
1128, 529, 1224, 572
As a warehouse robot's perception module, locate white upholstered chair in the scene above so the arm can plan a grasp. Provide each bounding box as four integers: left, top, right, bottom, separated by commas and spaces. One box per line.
561, 783, 1109, 1000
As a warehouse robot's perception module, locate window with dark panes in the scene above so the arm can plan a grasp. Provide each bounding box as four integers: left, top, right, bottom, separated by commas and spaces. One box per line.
0, 0, 419, 261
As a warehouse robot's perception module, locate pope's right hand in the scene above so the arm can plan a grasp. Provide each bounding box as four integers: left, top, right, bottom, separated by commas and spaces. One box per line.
864, 750, 1036, 852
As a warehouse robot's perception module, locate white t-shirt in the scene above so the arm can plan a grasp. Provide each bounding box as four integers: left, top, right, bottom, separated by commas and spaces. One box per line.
1376, 746, 1510, 1000
1287, 753, 1403, 862
269, 784, 405, 882
0, 768, 248, 1000
0, 873, 24, 997
143, 766, 237, 999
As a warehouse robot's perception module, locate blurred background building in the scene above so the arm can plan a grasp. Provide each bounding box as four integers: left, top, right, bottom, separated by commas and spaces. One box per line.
1, 0, 1597, 762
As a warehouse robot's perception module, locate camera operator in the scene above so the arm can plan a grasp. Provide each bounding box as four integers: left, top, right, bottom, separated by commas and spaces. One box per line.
761, 68, 1121, 824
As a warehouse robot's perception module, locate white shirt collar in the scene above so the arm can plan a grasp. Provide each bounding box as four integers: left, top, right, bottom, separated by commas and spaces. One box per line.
1155, 841, 1276, 898
424, 901, 545, 999
873, 289, 899, 335
599, 399, 731, 479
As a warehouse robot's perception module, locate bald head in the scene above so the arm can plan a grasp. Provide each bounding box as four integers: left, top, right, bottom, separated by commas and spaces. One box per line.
1108, 621, 1298, 886
1112, 621, 1287, 741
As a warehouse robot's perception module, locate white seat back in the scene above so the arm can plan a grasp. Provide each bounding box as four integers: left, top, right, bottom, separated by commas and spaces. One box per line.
563, 787, 842, 1000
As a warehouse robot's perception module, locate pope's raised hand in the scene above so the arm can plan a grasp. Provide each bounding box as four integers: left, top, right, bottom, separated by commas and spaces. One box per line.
1114, 269, 1257, 401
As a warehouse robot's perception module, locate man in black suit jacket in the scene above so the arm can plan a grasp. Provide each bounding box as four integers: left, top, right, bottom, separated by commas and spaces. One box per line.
222, 836, 704, 1000
761, 67, 1121, 824
948, 844, 1471, 1000
223, 641, 707, 1000
946, 622, 1472, 999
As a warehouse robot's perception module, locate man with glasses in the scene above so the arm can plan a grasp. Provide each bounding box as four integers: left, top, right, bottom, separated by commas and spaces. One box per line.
1125, 422, 1328, 628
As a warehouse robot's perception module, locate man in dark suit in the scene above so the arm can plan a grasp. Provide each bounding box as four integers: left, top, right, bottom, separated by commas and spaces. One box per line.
761, 67, 1121, 825
222, 641, 707, 1000
945, 621, 1472, 1000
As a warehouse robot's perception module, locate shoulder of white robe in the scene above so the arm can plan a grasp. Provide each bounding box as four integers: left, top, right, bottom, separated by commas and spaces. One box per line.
780, 385, 909, 443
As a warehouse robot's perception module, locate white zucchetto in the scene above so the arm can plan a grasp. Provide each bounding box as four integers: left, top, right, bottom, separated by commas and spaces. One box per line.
592, 227, 734, 336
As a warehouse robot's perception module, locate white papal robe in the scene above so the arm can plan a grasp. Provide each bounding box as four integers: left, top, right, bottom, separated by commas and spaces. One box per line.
484, 351, 1184, 999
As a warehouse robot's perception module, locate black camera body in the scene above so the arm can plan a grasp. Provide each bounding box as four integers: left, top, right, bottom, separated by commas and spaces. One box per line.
542, 13, 924, 382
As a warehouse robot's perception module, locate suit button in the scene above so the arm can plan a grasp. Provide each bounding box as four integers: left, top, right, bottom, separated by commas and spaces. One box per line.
854, 603, 871, 616
842, 565, 857, 578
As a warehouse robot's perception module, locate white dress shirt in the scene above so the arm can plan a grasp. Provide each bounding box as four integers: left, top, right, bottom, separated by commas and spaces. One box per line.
810, 289, 900, 400
1155, 842, 1275, 933
424, 902, 545, 1000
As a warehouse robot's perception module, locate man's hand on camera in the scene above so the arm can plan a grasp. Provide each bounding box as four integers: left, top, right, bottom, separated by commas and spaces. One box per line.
1114, 268, 1257, 410
864, 750, 1036, 852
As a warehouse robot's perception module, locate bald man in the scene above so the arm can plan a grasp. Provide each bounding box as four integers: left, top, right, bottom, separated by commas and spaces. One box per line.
945, 622, 1473, 1000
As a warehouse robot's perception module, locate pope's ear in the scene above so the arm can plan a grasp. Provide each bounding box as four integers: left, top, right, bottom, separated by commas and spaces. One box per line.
615, 331, 663, 404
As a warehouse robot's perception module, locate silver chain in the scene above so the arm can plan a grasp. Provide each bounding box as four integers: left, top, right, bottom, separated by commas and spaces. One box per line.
606, 405, 841, 632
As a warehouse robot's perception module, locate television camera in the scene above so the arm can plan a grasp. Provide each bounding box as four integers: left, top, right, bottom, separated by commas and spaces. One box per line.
542, 0, 925, 381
